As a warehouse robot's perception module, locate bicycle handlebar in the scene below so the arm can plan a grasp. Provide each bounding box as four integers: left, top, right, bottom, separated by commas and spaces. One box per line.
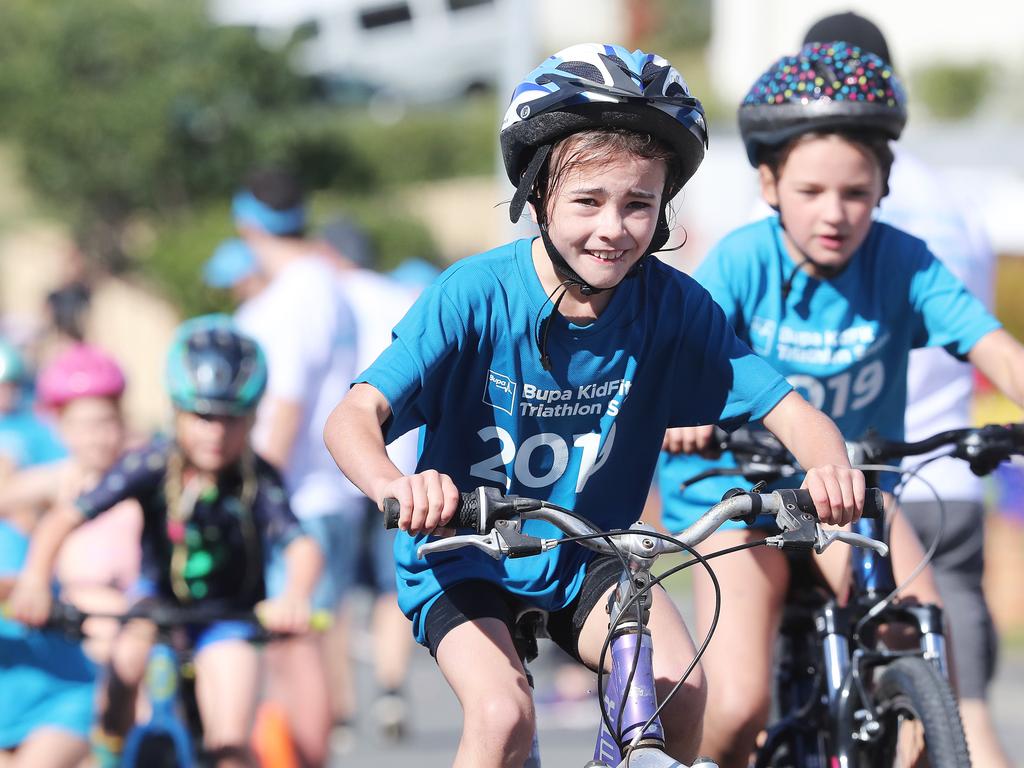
383, 486, 887, 562
700, 423, 1024, 484
14, 601, 333, 642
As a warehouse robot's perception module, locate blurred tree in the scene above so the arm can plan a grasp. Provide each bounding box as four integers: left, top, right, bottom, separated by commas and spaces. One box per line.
0, 0, 314, 269
645, 0, 712, 53
913, 61, 993, 121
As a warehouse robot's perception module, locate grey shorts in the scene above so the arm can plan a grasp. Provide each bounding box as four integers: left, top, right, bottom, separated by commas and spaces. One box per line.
900, 500, 998, 699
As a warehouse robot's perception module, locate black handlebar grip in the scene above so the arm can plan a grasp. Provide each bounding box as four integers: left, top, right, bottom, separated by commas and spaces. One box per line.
383, 498, 402, 529
789, 487, 884, 519
383, 491, 483, 531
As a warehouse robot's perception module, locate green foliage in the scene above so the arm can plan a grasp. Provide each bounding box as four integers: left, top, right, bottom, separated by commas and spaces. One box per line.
646, 0, 712, 53
913, 62, 993, 120
995, 256, 1024, 343
138, 202, 236, 318
331, 98, 497, 186
0, 0, 488, 312
0, 0, 311, 265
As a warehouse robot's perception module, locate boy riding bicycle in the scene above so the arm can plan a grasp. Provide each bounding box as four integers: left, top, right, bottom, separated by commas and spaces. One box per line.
658, 41, 1024, 767
9, 315, 321, 768
325, 43, 866, 768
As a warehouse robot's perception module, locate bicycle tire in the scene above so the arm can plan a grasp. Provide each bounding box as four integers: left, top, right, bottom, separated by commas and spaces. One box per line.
857, 656, 971, 768
131, 732, 182, 768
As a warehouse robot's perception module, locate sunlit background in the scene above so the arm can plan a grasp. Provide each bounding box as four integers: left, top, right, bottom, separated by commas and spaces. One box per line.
1, 0, 1024, 758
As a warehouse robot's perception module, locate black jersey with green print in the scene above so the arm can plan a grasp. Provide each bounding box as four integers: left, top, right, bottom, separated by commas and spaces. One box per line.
75, 438, 302, 608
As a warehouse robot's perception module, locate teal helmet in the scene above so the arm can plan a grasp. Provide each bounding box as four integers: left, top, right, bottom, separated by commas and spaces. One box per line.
0, 340, 27, 384
166, 315, 267, 416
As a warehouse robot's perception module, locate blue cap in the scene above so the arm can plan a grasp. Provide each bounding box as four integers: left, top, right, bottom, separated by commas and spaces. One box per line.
202, 238, 258, 289
389, 257, 440, 288
232, 190, 307, 236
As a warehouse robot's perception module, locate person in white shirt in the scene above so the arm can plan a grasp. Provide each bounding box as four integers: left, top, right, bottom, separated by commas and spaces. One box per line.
205, 168, 360, 767
801, 14, 1009, 767
316, 216, 421, 742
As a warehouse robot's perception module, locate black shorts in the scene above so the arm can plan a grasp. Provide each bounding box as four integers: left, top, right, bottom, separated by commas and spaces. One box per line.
422, 555, 624, 663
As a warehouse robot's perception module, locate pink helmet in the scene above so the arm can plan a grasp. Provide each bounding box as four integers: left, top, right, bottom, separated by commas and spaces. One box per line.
38, 344, 126, 409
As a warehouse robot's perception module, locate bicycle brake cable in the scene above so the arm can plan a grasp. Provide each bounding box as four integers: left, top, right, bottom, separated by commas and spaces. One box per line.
533, 505, 642, 743
850, 460, 945, 647
552, 525, 751, 753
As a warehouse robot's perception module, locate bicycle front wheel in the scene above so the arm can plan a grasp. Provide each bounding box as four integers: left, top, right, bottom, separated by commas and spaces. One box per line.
858, 657, 970, 768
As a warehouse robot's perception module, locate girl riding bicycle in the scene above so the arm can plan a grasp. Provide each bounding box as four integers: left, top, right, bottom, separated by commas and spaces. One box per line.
0, 344, 140, 659
657, 42, 1024, 768
9, 315, 322, 768
0, 344, 133, 768
325, 43, 866, 768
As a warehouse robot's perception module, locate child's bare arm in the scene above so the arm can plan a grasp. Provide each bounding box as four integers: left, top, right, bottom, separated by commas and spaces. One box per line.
968, 328, 1024, 409
762, 391, 865, 526
0, 464, 60, 519
8, 503, 84, 625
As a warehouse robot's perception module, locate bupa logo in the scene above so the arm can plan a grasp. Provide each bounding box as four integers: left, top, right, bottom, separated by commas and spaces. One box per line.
483, 369, 517, 415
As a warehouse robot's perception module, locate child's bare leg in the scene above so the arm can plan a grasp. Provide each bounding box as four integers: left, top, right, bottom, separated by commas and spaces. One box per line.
692, 530, 789, 768
194, 639, 260, 768
97, 618, 156, 737
9, 728, 88, 768
435, 618, 536, 768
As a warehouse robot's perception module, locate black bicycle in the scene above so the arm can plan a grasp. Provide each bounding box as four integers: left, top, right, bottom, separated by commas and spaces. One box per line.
684, 423, 1024, 768
678, 424, 1024, 767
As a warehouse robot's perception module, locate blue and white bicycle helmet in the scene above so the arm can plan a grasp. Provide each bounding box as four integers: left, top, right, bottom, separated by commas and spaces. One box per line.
500, 43, 708, 294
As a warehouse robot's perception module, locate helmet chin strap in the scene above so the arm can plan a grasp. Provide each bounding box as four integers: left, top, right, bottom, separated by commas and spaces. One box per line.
512, 144, 673, 368
533, 212, 669, 370
535, 206, 671, 296
776, 209, 842, 299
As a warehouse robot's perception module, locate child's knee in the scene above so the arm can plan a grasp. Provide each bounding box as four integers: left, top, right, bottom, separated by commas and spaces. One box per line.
706, 682, 770, 738
110, 621, 156, 684
464, 689, 535, 749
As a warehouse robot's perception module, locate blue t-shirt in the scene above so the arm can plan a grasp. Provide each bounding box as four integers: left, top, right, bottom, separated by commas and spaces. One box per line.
0, 522, 95, 746
658, 217, 1001, 532
0, 409, 66, 469
358, 237, 792, 642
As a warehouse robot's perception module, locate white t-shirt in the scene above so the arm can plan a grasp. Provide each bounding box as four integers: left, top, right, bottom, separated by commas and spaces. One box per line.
236, 257, 361, 517
337, 268, 420, 475
880, 149, 995, 503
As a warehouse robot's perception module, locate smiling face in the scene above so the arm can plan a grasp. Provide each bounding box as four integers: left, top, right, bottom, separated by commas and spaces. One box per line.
541, 138, 668, 293
760, 133, 884, 276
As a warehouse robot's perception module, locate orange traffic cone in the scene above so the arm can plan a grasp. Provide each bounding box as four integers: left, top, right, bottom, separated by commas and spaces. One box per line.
252, 701, 299, 768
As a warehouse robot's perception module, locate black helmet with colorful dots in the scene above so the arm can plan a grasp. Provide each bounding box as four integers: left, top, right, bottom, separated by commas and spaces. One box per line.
738, 41, 907, 167
500, 43, 708, 223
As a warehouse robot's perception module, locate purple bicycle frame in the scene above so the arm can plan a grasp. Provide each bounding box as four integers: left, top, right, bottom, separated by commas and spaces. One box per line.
593, 626, 666, 764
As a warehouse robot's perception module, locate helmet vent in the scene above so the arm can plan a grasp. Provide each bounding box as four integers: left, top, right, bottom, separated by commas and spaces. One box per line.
555, 61, 602, 82
641, 60, 661, 80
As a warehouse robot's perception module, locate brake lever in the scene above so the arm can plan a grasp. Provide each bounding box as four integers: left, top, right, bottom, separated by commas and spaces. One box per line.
815, 528, 889, 557
417, 533, 504, 559
416, 519, 549, 560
